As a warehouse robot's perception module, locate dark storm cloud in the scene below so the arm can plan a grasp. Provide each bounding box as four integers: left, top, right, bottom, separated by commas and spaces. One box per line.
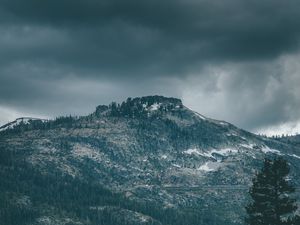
182, 57, 300, 133
1, 0, 300, 75
1, 0, 300, 134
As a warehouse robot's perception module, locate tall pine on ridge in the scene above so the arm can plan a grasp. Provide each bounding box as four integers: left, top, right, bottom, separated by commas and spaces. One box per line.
246, 157, 299, 225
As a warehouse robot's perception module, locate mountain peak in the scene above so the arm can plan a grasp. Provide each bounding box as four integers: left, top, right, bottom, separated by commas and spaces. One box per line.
95, 95, 183, 117
131, 95, 182, 105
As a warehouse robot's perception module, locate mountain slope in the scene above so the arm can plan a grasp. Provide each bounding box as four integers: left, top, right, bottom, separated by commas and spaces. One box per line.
0, 96, 299, 225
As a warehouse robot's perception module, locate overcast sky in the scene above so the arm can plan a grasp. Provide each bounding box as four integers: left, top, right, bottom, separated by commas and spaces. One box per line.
1, 0, 300, 135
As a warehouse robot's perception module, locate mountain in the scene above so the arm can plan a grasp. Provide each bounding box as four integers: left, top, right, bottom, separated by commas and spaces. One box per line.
1, 96, 300, 225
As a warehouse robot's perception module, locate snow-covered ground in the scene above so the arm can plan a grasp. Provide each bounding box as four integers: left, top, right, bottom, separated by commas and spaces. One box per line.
183, 147, 238, 159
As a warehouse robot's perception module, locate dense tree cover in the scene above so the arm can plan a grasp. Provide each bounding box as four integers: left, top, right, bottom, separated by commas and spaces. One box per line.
0, 145, 228, 225
107, 96, 183, 118
245, 157, 299, 225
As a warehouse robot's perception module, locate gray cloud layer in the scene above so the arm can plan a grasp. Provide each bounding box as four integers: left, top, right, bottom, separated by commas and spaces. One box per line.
1, 0, 300, 134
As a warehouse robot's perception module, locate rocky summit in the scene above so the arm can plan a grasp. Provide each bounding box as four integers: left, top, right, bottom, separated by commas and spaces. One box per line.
1, 96, 300, 225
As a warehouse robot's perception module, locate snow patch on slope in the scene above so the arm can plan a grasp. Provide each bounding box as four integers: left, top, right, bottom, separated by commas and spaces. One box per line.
149, 103, 161, 111
288, 154, 300, 159
172, 163, 181, 168
193, 111, 206, 120
198, 162, 221, 172
184, 148, 202, 155
183, 148, 238, 159
261, 145, 281, 155
239, 143, 255, 149
161, 155, 168, 159
218, 121, 229, 126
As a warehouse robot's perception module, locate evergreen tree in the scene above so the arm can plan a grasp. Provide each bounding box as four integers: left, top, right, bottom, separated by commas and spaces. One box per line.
246, 157, 298, 225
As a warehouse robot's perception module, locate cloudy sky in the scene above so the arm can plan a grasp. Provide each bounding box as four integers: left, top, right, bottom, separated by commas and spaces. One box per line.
1, 0, 300, 135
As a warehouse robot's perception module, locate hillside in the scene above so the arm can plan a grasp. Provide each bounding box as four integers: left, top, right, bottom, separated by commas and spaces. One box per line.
1, 96, 299, 225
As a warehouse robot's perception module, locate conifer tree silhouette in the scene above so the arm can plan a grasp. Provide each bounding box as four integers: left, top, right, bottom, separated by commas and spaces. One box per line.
246, 157, 298, 225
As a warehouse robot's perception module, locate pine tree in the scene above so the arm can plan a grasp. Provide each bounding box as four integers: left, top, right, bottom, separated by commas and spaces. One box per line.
245, 157, 298, 225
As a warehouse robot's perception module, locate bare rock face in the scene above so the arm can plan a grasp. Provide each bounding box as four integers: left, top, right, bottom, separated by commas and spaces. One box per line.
1, 96, 299, 225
